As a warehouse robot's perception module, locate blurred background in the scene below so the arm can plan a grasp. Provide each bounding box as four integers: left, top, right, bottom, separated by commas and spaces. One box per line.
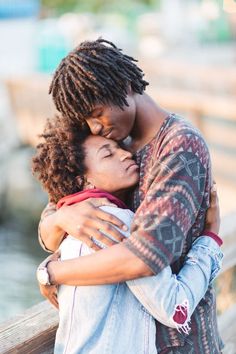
0, 0, 235, 351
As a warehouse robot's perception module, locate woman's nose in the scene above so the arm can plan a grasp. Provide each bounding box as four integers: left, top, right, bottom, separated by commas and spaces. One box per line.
86, 119, 103, 135
119, 149, 133, 161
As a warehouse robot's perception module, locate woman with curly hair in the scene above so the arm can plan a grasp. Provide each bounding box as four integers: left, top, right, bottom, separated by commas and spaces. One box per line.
33, 115, 223, 354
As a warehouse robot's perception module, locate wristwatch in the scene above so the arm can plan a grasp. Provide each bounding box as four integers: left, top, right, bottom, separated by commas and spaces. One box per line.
37, 260, 53, 286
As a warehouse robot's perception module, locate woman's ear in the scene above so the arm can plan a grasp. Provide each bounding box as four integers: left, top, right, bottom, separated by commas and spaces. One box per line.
76, 175, 95, 190
85, 182, 95, 190
83, 176, 95, 190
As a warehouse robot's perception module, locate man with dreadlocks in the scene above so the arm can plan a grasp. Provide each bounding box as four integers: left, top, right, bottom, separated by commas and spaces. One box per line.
39, 38, 223, 353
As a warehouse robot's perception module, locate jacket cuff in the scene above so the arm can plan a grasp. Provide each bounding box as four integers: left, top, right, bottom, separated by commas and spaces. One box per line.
202, 230, 223, 246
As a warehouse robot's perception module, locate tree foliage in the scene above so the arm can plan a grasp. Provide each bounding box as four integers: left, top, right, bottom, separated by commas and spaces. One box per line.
41, 0, 158, 14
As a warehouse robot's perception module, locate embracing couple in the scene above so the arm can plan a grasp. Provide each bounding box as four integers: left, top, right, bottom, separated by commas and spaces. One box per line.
33, 38, 224, 354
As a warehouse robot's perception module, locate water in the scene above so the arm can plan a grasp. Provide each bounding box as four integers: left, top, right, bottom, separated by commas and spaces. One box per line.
0, 221, 47, 323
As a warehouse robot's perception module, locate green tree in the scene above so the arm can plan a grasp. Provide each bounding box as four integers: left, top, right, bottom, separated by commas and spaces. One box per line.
42, 0, 159, 14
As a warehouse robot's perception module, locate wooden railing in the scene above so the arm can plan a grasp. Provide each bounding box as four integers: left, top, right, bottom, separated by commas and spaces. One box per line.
139, 58, 236, 186
147, 86, 236, 184
0, 301, 58, 354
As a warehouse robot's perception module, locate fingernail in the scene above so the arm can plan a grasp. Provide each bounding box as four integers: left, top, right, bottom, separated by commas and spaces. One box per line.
122, 225, 128, 231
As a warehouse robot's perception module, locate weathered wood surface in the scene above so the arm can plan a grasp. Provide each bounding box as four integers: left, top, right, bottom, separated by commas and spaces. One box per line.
0, 301, 58, 354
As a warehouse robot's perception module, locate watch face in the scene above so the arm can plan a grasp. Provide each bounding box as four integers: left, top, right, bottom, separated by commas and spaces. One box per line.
37, 267, 49, 285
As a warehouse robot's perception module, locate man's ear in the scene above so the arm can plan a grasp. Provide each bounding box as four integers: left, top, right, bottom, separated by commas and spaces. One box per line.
127, 83, 133, 95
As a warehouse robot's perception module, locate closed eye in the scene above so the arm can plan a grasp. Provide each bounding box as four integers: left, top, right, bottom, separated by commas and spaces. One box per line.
103, 153, 112, 158
91, 109, 103, 119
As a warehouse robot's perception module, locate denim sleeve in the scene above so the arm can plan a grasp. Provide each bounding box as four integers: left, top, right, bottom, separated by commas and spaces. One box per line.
126, 236, 223, 332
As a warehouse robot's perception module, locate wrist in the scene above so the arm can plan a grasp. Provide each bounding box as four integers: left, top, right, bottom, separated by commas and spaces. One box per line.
37, 258, 53, 286
204, 221, 219, 234
47, 261, 57, 285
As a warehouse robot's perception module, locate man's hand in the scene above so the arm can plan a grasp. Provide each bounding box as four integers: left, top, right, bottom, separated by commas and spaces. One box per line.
37, 251, 61, 309
204, 182, 220, 234
56, 198, 128, 250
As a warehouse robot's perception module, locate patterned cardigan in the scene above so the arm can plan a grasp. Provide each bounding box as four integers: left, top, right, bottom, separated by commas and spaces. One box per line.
125, 114, 223, 353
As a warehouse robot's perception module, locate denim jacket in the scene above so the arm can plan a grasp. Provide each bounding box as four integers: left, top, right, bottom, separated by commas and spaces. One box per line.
54, 207, 223, 354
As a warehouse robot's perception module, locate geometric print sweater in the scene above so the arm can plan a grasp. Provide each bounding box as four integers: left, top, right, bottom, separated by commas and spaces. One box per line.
125, 114, 224, 353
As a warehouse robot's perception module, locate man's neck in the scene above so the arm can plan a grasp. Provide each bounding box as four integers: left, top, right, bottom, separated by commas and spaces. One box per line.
129, 93, 170, 153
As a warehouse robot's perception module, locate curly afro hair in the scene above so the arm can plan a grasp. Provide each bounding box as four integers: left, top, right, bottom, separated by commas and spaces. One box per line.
32, 115, 90, 203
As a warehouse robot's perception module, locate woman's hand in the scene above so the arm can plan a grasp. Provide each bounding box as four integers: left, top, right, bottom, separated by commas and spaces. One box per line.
56, 198, 128, 250
204, 182, 220, 234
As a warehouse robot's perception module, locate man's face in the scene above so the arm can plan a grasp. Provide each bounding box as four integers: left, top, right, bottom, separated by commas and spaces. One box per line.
85, 94, 136, 142
83, 135, 139, 194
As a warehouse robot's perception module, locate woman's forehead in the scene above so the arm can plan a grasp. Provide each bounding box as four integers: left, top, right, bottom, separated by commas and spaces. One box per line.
84, 135, 118, 153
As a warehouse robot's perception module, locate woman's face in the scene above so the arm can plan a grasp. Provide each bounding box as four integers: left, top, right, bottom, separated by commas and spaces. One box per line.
83, 135, 139, 194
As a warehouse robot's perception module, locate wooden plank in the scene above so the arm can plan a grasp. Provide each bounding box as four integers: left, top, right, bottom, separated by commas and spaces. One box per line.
5, 77, 56, 147
202, 118, 236, 151
210, 150, 236, 183
0, 301, 58, 354
141, 59, 236, 94
148, 86, 236, 184
148, 87, 236, 122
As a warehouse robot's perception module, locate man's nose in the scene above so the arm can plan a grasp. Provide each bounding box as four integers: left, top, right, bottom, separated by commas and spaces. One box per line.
86, 120, 103, 135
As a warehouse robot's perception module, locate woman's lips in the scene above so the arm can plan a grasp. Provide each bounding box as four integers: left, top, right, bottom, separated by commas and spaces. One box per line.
126, 163, 139, 171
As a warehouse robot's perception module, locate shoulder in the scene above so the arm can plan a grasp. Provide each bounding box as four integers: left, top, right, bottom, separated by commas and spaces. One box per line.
164, 114, 207, 144
158, 114, 210, 166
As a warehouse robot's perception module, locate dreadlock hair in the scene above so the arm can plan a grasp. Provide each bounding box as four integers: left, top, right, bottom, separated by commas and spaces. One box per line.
32, 115, 90, 204
49, 38, 149, 123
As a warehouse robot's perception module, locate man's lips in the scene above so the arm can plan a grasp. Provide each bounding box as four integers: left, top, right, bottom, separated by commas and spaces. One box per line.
103, 129, 113, 138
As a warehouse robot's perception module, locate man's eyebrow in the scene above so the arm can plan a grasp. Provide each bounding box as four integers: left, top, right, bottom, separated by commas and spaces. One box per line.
86, 106, 103, 117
